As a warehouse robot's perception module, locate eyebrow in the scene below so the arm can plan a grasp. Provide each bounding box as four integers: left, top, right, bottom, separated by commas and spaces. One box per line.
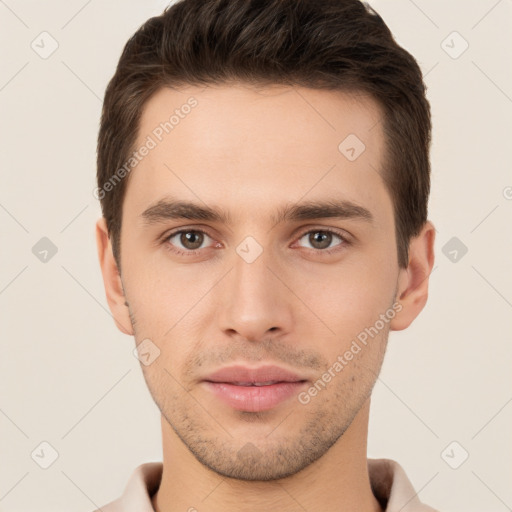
141, 197, 374, 226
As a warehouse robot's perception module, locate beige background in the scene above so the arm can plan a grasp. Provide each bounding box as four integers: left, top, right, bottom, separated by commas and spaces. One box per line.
1, 1, 511, 511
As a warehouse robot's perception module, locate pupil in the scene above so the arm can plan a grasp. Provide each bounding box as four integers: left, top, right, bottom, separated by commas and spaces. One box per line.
310, 231, 331, 249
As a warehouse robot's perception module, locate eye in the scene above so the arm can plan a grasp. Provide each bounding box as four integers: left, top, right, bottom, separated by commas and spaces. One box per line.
296, 229, 348, 252
165, 229, 214, 254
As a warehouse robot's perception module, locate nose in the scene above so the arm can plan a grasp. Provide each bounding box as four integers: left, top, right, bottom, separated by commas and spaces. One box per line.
217, 245, 293, 343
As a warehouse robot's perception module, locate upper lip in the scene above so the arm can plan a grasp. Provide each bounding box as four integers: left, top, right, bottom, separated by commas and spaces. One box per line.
203, 365, 307, 384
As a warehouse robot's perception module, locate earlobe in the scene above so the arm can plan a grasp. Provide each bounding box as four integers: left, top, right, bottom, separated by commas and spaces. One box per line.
390, 221, 436, 331
95, 217, 134, 335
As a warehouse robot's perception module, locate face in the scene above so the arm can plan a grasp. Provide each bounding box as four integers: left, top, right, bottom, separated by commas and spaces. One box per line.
115, 83, 404, 480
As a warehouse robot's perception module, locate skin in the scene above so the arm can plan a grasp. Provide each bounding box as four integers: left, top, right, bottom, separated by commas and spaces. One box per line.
96, 83, 435, 512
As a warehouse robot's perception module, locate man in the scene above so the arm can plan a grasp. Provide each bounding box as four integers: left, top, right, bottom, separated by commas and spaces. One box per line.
94, 0, 438, 510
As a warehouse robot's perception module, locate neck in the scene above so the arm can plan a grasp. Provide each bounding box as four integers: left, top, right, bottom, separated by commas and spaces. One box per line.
152, 397, 382, 512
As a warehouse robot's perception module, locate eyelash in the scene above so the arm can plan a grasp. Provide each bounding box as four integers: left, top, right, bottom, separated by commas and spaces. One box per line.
161, 227, 351, 257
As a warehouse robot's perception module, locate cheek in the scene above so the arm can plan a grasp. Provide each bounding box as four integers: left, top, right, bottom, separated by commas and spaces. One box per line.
289, 268, 395, 385
294, 257, 395, 330
122, 248, 212, 328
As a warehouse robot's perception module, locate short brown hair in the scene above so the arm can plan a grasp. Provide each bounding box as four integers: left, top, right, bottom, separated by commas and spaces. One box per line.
97, 0, 431, 269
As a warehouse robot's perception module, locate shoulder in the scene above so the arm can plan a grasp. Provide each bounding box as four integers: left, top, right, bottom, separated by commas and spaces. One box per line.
91, 462, 163, 512
368, 457, 440, 512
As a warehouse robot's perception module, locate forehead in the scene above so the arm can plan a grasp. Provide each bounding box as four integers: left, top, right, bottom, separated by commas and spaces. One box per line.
125, 83, 391, 225
138, 83, 384, 160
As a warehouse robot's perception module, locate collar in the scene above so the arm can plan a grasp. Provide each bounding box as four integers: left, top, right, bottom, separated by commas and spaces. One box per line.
98, 458, 438, 512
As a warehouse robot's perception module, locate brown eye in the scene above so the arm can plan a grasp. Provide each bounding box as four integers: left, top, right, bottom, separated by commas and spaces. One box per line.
309, 231, 332, 249
167, 230, 211, 252
180, 231, 204, 249
297, 230, 346, 251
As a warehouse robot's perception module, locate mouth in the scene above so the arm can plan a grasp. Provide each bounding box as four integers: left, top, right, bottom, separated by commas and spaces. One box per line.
223, 381, 291, 386
202, 365, 308, 412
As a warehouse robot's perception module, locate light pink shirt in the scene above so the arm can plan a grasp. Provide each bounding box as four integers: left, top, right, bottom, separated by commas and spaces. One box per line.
94, 458, 439, 511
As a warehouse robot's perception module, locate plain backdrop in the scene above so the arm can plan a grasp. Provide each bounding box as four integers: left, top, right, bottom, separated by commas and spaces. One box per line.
1, 1, 511, 511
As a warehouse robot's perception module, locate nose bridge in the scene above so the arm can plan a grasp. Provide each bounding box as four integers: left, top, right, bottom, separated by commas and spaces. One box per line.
232, 243, 274, 301
217, 239, 291, 341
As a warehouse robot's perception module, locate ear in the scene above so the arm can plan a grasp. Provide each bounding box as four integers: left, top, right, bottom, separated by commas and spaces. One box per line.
390, 221, 436, 331
95, 217, 134, 335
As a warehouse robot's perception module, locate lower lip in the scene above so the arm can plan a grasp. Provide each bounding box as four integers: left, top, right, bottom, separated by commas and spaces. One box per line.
203, 381, 307, 412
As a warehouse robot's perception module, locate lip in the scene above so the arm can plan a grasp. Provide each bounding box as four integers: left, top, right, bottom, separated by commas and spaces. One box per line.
205, 364, 305, 384
202, 365, 308, 412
